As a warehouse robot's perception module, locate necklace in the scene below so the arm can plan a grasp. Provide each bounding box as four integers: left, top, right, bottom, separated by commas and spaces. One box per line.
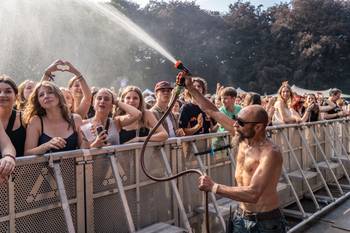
246, 138, 269, 149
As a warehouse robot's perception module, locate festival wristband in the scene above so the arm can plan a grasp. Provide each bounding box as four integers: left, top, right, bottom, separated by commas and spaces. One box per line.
3, 154, 16, 162
211, 183, 219, 193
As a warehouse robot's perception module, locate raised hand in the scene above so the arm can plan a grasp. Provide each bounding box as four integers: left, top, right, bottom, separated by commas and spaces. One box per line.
63, 61, 81, 76
45, 60, 65, 76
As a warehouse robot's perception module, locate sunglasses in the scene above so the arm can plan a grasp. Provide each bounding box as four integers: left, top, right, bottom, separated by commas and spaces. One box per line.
236, 118, 263, 127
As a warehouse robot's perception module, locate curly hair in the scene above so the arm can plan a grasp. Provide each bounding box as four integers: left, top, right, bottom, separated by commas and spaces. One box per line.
24, 81, 73, 129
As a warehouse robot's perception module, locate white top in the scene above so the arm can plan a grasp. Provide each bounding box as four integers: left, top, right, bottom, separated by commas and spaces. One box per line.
81, 118, 120, 145
273, 100, 293, 125
166, 115, 176, 137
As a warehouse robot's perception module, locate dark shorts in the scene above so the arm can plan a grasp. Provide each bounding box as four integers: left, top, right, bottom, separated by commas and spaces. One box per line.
230, 208, 287, 233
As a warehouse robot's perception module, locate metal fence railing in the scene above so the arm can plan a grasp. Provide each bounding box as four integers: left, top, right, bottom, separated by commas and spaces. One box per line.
1, 119, 350, 233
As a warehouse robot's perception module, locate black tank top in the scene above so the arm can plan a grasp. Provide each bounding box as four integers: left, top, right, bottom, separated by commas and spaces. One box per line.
38, 116, 78, 153
119, 127, 149, 144
5, 110, 26, 157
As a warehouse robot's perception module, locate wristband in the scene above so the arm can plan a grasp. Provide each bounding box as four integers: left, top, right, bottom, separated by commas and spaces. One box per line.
45, 72, 55, 81
211, 183, 219, 193
3, 154, 16, 162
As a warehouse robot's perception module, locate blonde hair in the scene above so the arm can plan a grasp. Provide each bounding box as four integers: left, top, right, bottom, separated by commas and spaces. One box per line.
24, 81, 73, 128
277, 81, 293, 104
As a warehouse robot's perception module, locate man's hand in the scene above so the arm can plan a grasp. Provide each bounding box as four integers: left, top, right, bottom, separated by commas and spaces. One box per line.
176, 72, 193, 89
198, 175, 215, 192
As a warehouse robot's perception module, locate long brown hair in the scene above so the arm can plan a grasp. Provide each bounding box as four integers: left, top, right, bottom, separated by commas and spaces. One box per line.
116, 85, 145, 124
24, 81, 73, 128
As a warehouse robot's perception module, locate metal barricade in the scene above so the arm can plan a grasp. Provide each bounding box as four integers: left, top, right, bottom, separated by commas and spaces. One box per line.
1, 119, 350, 233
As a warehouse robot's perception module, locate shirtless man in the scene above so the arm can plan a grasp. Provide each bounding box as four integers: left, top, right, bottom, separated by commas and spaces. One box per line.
179, 73, 286, 232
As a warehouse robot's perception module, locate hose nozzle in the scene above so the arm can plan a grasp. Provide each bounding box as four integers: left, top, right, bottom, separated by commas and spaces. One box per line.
175, 60, 192, 76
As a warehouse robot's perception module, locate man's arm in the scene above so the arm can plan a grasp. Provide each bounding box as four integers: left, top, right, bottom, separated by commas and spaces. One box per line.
185, 77, 236, 134
199, 148, 283, 203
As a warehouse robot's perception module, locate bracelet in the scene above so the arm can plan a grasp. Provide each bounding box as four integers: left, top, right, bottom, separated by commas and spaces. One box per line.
3, 154, 16, 162
211, 183, 219, 193
45, 72, 55, 81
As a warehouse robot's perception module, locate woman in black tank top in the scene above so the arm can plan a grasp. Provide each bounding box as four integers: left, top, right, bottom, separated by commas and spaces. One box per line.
0, 76, 26, 157
116, 86, 168, 144
24, 81, 88, 155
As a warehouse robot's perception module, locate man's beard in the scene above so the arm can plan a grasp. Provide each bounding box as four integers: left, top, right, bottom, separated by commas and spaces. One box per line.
237, 128, 255, 142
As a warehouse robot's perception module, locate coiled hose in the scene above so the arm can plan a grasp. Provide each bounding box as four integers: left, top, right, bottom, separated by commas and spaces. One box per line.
139, 85, 210, 233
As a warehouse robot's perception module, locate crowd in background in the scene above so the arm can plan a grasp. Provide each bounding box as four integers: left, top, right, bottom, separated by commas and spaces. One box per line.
0, 59, 348, 181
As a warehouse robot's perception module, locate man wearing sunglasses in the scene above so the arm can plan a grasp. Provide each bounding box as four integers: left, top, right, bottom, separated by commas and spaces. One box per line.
177, 73, 286, 233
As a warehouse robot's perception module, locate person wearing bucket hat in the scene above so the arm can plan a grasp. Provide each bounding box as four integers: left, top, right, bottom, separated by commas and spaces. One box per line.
151, 81, 185, 137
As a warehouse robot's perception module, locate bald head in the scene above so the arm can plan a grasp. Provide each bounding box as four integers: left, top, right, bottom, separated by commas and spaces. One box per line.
239, 105, 269, 126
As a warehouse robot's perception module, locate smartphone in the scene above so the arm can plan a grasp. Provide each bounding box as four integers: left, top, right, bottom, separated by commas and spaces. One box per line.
96, 126, 104, 135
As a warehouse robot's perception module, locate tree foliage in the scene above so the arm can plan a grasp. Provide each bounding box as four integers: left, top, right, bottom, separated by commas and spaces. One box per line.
110, 0, 350, 94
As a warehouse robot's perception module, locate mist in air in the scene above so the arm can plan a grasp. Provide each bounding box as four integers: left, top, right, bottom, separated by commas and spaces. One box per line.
0, 0, 173, 89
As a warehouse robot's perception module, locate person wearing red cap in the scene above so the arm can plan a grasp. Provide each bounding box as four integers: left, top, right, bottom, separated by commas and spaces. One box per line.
151, 81, 185, 137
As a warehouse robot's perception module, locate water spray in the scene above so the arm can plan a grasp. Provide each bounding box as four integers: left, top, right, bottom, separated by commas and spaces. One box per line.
140, 61, 210, 233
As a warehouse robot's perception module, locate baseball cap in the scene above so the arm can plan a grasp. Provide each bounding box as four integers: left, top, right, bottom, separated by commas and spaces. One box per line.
154, 81, 173, 92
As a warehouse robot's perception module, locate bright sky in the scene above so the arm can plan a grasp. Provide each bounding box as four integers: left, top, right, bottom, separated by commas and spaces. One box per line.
131, 0, 283, 12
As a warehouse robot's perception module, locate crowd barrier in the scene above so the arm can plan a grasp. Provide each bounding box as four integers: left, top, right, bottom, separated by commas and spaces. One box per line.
1, 119, 350, 233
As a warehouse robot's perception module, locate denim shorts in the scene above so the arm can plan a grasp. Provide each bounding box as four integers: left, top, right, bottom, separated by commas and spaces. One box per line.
230, 211, 287, 233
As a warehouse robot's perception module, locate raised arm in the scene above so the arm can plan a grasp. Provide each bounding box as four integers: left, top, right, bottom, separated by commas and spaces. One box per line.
319, 99, 336, 112
115, 100, 142, 127
65, 62, 92, 118
183, 76, 236, 135
41, 60, 65, 82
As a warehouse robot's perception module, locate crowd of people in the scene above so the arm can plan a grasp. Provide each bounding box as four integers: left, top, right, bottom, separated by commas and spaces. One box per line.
0, 59, 348, 182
